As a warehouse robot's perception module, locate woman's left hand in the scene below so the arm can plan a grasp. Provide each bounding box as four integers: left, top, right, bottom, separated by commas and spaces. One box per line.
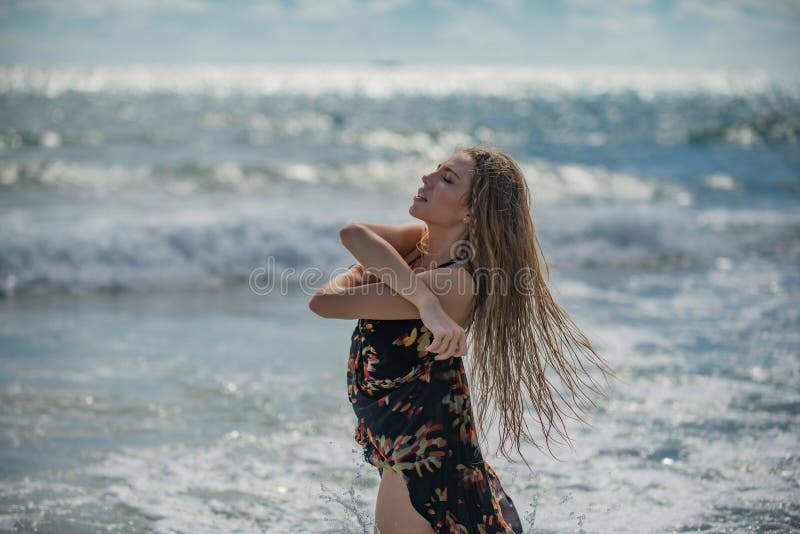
418, 300, 468, 360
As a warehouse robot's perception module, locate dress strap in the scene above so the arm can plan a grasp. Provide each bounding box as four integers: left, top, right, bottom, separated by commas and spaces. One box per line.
409, 254, 459, 270
433, 258, 459, 269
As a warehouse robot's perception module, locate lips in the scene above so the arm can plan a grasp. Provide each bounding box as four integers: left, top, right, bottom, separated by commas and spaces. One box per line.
415, 189, 428, 202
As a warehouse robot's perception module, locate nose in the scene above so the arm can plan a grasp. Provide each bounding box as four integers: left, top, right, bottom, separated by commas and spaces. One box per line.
421, 173, 431, 186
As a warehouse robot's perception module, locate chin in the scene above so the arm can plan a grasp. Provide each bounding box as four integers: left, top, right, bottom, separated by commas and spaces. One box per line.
408, 205, 425, 221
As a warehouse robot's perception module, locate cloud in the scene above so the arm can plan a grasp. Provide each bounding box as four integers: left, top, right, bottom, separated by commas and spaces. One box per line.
369, 0, 414, 12
1, 0, 212, 18
563, 0, 657, 35
292, 0, 359, 20
486, 0, 523, 11
241, 0, 414, 21
0, 0, 798, 68
672, 0, 800, 24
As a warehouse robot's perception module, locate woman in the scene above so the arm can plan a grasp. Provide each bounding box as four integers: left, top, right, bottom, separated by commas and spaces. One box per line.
309, 146, 616, 533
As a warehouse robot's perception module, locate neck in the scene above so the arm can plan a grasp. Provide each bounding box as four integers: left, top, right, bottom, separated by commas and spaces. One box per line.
421, 222, 467, 269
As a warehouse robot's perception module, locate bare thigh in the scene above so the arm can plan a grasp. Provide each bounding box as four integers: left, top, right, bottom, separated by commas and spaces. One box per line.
373, 467, 435, 534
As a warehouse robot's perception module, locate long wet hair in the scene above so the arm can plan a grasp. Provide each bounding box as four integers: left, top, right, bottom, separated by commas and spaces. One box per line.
420, 145, 618, 469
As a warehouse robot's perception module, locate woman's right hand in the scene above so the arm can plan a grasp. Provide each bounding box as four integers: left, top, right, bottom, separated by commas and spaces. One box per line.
418, 300, 468, 361
348, 263, 380, 287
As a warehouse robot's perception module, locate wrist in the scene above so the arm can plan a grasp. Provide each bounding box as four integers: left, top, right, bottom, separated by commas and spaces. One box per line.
410, 290, 439, 311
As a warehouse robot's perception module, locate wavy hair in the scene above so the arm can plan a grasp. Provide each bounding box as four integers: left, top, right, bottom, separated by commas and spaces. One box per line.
421, 145, 618, 470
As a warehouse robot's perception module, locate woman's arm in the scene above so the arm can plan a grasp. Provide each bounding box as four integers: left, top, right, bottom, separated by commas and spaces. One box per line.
308, 267, 474, 360
339, 223, 434, 310
347, 222, 425, 257
338, 223, 468, 359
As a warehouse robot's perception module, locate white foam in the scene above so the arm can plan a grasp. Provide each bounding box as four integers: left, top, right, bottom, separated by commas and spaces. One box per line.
523, 159, 669, 202
1, 65, 796, 99
79, 421, 371, 533
704, 173, 738, 191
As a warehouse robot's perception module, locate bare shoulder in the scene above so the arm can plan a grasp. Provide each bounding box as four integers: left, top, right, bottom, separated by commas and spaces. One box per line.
417, 264, 476, 327
421, 264, 475, 294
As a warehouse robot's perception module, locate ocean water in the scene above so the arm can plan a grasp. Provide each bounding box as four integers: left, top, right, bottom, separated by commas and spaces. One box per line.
0, 65, 798, 532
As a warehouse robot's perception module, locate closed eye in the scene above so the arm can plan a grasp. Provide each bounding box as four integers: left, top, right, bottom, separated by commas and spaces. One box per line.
436, 163, 458, 184
436, 164, 453, 184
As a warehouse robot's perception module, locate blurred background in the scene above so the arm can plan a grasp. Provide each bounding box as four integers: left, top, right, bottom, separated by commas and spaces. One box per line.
0, 1, 798, 532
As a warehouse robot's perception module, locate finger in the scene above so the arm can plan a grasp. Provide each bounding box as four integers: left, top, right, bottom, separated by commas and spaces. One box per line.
445, 332, 468, 360
424, 330, 436, 352
427, 336, 447, 354
449, 335, 461, 358
425, 331, 448, 353
424, 334, 437, 353
435, 335, 461, 360
457, 333, 468, 357
440, 333, 460, 359
451, 338, 465, 359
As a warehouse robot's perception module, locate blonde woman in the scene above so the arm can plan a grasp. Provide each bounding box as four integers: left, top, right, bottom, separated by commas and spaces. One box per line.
310, 146, 616, 534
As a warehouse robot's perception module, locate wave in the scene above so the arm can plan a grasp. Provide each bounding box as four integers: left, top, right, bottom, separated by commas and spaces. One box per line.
2, 65, 798, 99
1, 194, 796, 296
688, 113, 800, 146
1, 65, 797, 295
544, 205, 800, 270
0, 156, 695, 206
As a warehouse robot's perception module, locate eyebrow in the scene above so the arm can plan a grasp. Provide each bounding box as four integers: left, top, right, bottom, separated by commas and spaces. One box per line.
437, 163, 462, 182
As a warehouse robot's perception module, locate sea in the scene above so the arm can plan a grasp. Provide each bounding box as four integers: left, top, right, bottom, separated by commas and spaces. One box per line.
0, 64, 798, 533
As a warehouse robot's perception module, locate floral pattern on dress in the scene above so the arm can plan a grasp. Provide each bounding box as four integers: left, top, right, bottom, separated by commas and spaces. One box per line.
347, 317, 524, 533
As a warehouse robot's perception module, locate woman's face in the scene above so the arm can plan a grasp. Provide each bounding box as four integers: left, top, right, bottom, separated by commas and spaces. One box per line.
409, 152, 474, 226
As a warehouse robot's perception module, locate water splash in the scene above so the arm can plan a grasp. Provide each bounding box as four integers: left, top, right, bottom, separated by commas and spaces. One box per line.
319, 459, 375, 534
523, 494, 539, 531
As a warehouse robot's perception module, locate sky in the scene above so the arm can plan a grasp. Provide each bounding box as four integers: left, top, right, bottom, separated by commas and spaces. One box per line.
0, 0, 799, 71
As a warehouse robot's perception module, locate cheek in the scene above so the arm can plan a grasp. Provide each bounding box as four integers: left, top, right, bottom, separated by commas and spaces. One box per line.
432, 192, 465, 218
443, 189, 466, 208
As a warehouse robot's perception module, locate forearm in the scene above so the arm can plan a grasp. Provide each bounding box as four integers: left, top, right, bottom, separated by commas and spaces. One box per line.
339, 224, 438, 309
350, 221, 424, 258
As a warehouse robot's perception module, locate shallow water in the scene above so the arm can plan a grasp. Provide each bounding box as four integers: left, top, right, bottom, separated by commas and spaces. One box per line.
1, 65, 798, 532
1, 259, 797, 532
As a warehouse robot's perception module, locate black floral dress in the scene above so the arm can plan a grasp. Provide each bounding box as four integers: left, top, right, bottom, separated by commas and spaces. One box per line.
346, 257, 524, 533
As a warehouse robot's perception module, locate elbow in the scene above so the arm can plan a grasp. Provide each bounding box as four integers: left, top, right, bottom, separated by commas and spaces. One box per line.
339, 223, 365, 245
308, 295, 323, 317
308, 294, 329, 318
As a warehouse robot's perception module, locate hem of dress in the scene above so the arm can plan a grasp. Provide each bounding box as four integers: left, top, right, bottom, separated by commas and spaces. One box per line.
360, 442, 443, 533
